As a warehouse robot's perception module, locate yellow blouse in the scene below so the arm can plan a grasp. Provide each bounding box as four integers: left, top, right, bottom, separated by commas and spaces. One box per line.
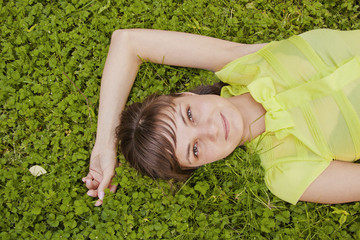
216, 29, 360, 204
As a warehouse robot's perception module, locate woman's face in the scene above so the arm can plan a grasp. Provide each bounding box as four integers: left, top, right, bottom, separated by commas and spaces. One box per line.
170, 93, 244, 168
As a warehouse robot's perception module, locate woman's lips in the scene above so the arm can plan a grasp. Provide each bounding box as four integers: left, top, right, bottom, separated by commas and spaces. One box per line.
220, 113, 229, 140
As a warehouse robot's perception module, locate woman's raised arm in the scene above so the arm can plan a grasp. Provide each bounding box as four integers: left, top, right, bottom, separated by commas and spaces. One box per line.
83, 29, 267, 206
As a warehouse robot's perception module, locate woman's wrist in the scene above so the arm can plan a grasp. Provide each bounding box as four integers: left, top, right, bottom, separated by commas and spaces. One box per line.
94, 121, 120, 150
93, 135, 118, 151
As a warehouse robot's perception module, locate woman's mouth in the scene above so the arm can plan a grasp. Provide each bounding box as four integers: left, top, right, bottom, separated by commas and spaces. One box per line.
220, 113, 229, 140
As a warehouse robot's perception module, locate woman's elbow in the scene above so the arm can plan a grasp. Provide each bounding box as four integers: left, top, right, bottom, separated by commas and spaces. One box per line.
111, 29, 132, 44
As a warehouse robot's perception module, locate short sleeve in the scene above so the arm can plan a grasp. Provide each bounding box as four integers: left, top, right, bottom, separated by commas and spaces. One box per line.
250, 132, 333, 205
216, 50, 271, 98
215, 48, 269, 88
264, 158, 331, 204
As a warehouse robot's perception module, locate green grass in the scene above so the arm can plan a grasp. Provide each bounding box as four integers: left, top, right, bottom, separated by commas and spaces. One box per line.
1, 0, 360, 239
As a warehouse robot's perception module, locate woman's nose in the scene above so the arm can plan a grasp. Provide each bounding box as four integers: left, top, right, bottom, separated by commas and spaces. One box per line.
196, 120, 218, 141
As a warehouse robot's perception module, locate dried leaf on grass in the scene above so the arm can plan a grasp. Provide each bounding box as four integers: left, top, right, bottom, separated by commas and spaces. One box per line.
29, 165, 47, 176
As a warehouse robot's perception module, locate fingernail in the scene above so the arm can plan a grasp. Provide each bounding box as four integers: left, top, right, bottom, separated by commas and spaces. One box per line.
95, 200, 102, 207
86, 179, 91, 185
99, 191, 105, 200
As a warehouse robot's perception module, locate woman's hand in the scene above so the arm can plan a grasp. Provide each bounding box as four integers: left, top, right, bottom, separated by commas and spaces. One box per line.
83, 144, 118, 206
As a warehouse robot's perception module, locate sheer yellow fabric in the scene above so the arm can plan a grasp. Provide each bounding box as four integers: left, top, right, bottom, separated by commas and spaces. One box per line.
216, 29, 360, 204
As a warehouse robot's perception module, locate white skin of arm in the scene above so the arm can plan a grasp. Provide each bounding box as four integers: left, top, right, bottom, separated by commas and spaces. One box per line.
82, 29, 267, 206
300, 160, 360, 204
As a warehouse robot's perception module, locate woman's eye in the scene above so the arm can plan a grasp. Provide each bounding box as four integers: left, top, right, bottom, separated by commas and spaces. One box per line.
187, 107, 193, 121
193, 142, 199, 158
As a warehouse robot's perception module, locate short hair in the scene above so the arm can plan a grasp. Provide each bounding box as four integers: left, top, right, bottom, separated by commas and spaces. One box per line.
116, 94, 196, 181
116, 82, 227, 181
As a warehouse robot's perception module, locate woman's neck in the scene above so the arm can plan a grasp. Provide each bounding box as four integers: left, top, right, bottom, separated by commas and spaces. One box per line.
227, 93, 266, 145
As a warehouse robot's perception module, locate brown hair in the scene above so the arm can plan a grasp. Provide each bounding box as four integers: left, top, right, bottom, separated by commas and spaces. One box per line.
116, 82, 227, 181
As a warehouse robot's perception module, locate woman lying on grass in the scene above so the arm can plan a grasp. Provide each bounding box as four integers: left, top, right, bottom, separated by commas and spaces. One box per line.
83, 28, 360, 206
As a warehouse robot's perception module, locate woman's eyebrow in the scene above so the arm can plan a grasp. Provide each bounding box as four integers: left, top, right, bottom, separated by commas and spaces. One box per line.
179, 105, 191, 164
179, 105, 188, 126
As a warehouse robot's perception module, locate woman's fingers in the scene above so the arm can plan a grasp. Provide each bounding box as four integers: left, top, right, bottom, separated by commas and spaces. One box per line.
109, 184, 118, 193
86, 180, 117, 206
83, 164, 117, 206
82, 173, 93, 185
95, 199, 103, 207
83, 172, 94, 180
87, 190, 103, 206
87, 189, 98, 198
82, 173, 100, 190
85, 179, 100, 189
